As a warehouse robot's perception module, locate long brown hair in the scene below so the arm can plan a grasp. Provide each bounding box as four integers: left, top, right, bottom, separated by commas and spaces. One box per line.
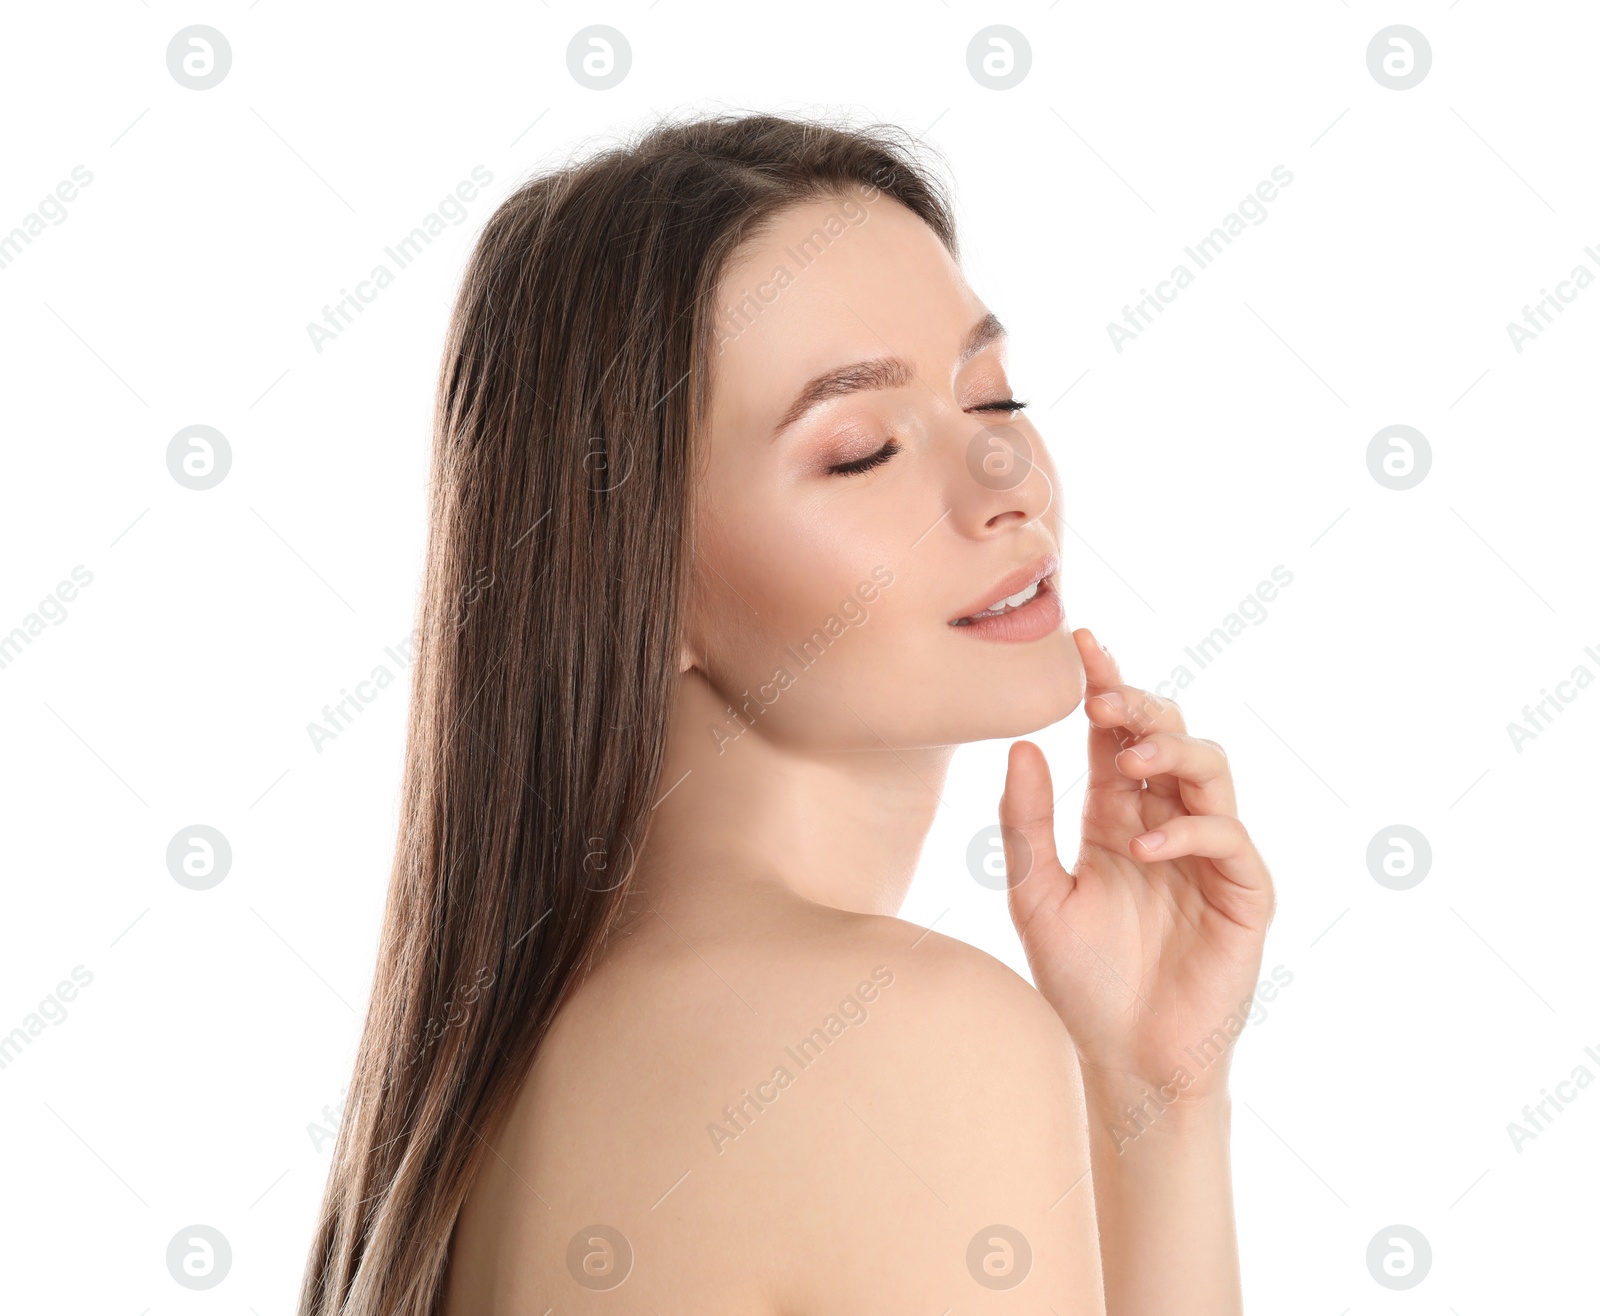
297, 110, 957, 1315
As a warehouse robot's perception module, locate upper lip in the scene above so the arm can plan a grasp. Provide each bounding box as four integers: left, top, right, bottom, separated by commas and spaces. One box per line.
949, 552, 1060, 623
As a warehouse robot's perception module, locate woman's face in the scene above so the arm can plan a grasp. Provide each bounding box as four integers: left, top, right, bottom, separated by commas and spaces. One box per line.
687, 188, 1084, 751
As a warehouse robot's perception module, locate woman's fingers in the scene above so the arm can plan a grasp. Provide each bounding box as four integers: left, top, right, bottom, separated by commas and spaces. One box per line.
1087, 685, 1188, 737
1075, 628, 1189, 804
1070, 629, 1272, 926
1131, 814, 1275, 925
1114, 731, 1237, 817
999, 740, 1071, 928
1076, 628, 1188, 732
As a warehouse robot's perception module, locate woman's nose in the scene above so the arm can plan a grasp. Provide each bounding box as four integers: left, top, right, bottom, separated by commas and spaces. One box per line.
946, 417, 1051, 537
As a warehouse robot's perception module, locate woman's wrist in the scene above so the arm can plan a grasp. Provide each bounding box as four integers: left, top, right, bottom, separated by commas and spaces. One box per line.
1080, 1063, 1233, 1154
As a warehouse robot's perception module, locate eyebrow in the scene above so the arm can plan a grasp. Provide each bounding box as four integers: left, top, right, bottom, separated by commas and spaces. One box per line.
769, 312, 1006, 440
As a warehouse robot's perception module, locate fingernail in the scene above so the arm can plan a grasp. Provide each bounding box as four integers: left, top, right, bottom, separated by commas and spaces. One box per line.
1135, 829, 1165, 852
1128, 740, 1158, 761
1094, 691, 1124, 717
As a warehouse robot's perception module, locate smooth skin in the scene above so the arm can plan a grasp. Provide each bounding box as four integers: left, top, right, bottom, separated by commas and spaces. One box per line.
1003, 630, 1275, 1311
442, 191, 1274, 1315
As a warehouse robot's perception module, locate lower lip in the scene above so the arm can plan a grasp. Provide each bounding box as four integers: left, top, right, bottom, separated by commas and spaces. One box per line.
949, 580, 1065, 642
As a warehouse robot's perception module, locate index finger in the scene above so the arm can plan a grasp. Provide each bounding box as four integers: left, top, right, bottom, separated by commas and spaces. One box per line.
1073, 628, 1188, 737
1072, 628, 1161, 801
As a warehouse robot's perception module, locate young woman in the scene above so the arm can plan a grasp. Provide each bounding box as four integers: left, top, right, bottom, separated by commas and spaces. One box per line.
298, 111, 1276, 1315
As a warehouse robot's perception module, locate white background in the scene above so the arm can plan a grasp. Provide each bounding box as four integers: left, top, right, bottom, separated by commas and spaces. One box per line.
2, 2, 1595, 1311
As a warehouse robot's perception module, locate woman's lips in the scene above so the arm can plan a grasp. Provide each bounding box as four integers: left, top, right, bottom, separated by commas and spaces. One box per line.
948, 552, 1061, 624
947, 576, 1065, 642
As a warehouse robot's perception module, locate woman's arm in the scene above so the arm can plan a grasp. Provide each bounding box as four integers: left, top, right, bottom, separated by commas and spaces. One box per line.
998, 626, 1276, 1316
1082, 1083, 1240, 1314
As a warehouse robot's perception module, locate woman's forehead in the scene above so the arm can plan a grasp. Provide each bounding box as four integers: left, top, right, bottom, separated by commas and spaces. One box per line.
710, 198, 981, 413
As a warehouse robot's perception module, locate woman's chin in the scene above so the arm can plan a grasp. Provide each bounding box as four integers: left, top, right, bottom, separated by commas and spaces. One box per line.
937, 676, 1086, 743
978, 699, 1081, 742
985, 653, 1085, 737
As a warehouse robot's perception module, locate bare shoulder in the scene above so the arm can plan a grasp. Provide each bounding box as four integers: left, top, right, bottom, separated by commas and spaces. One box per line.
764, 912, 1104, 1310
444, 897, 1103, 1315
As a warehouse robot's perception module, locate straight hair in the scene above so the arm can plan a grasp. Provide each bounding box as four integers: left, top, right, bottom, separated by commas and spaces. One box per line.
297, 108, 958, 1315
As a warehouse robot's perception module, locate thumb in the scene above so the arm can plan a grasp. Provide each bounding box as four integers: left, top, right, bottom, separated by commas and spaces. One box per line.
998, 740, 1068, 925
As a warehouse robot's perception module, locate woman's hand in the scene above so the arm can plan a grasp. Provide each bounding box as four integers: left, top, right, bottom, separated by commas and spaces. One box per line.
998, 626, 1275, 1113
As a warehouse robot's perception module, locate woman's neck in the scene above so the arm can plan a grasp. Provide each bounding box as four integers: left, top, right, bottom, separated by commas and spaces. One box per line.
629, 669, 954, 919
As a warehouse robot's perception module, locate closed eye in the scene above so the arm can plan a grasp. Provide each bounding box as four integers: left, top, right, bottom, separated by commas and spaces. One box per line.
971, 397, 1028, 416
825, 399, 1026, 477
826, 438, 901, 477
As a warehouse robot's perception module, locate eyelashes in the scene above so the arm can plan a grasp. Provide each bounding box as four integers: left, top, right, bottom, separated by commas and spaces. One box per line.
973, 397, 1029, 416
824, 398, 1029, 477
826, 438, 901, 476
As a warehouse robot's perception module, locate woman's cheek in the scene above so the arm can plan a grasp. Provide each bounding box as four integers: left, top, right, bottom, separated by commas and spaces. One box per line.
705, 463, 911, 657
